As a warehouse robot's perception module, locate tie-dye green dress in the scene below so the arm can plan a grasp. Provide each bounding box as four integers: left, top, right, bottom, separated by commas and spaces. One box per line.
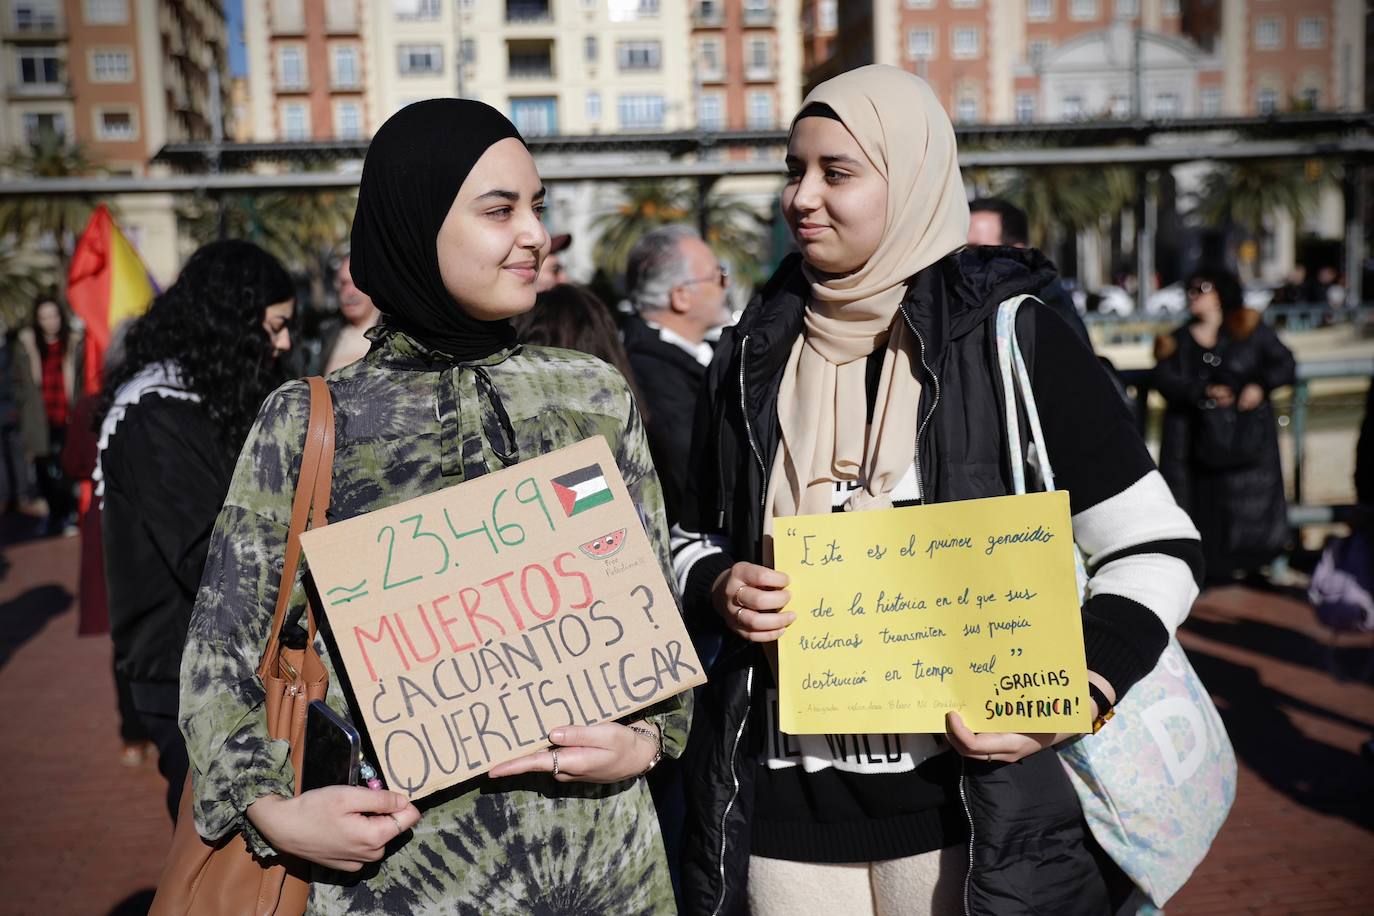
179, 327, 690, 914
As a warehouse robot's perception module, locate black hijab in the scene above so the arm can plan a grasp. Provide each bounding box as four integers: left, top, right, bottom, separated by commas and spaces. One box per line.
350, 99, 525, 361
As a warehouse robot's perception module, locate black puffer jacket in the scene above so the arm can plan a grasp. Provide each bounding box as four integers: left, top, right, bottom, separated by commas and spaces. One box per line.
1152, 310, 1296, 576
678, 248, 1126, 916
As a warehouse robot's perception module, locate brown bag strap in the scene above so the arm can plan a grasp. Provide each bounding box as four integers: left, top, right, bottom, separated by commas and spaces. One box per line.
257, 377, 335, 679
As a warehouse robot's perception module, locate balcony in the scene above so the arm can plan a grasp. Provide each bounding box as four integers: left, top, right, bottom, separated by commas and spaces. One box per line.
744, 63, 774, 82
693, 3, 723, 27
508, 41, 554, 80
742, 6, 774, 27
506, 1, 552, 23
276, 75, 308, 92
9, 79, 69, 99
6, 12, 64, 40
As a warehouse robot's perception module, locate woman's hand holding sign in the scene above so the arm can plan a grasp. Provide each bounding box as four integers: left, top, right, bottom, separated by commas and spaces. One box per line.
489, 721, 662, 784
712, 562, 794, 642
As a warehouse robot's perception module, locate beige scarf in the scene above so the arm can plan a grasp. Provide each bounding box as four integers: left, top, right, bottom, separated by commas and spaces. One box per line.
767, 65, 971, 529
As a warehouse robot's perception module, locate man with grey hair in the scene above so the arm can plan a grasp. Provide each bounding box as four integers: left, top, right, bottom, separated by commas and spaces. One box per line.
622, 224, 731, 525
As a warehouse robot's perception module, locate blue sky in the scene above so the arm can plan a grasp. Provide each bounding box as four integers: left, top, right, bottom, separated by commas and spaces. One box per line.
227, 0, 246, 77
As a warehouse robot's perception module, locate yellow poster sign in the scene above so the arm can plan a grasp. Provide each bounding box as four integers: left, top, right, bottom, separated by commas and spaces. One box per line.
775, 491, 1091, 735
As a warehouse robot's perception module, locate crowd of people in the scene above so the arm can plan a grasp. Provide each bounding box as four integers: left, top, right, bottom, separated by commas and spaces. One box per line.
2, 63, 1327, 915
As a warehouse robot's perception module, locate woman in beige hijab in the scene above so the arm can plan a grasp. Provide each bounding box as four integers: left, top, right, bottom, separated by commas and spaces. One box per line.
673, 65, 1202, 916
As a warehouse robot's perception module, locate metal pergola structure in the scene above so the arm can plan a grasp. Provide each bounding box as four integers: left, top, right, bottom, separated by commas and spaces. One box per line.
1, 111, 1370, 304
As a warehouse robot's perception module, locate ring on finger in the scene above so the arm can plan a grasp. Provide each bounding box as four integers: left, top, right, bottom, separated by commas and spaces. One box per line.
732, 583, 748, 611
387, 813, 403, 834
985, 753, 992, 763
551, 748, 560, 778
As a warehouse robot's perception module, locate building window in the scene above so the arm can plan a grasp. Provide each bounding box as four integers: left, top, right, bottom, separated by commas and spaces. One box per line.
1069, 0, 1097, 19
332, 46, 359, 87
618, 94, 664, 129
745, 37, 771, 78
393, 0, 439, 19
956, 94, 979, 122
1160, 0, 1178, 17
743, 0, 772, 25
586, 91, 602, 122
1015, 92, 1036, 122
1108, 94, 1129, 117
747, 91, 774, 129
277, 46, 305, 88
281, 103, 309, 139
951, 27, 979, 58
617, 40, 661, 71
91, 49, 132, 82
698, 37, 722, 78
17, 46, 62, 87
1114, 0, 1137, 18
22, 111, 66, 143
1027, 0, 1052, 21
1254, 18, 1281, 50
511, 96, 558, 135
818, 0, 837, 31
1297, 17, 1326, 50
1200, 87, 1222, 116
398, 44, 443, 75
1061, 95, 1083, 118
13, 1, 60, 30
907, 28, 935, 60
1151, 92, 1179, 117
1027, 39, 1053, 64
335, 101, 363, 139
461, 38, 476, 65
584, 35, 598, 63
1255, 86, 1279, 115
697, 93, 723, 130
1297, 85, 1321, 109
905, 0, 934, 8
83, 0, 126, 24
95, 109, 135, 140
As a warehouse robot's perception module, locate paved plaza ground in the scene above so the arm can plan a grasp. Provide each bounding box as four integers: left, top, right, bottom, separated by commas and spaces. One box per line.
0, 528, 1370, 915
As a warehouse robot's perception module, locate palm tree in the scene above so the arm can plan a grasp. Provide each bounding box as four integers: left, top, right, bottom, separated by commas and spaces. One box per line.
178, 188, 358, 309
0, 240, 58, 331
996, 165, 1136, 249
592, 180, 771, 287
0, 130, 102, 274
1195, 159, 1328, 246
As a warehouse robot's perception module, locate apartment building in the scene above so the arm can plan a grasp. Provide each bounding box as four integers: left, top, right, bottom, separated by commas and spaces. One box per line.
690, 0, 802, 133
242, 0, 366, 141
806, 0, 1364, 122
0, 0, 228, 166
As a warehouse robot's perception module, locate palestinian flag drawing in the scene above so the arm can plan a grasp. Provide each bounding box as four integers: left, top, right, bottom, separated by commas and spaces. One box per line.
552, 464, 613, 517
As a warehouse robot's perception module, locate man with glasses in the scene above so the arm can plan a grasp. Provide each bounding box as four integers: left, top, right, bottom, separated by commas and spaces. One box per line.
622, 224, 732, 526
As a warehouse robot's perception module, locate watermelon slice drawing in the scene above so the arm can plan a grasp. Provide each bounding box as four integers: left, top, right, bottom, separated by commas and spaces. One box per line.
579, 528, 627, 560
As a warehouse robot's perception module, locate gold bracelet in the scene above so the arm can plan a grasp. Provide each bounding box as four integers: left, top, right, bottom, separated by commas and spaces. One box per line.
627, 723, 663, 775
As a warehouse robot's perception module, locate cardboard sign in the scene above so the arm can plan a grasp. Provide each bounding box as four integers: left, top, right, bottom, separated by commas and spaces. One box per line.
300, 436, 705, 800
775, 491, 1091, 735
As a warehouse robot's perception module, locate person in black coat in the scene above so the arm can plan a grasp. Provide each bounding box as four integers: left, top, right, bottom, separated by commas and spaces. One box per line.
96, 240, 295, 819
620, 224, 732, 526
673, 66, 1202, 916
1153, 267, 1296, 581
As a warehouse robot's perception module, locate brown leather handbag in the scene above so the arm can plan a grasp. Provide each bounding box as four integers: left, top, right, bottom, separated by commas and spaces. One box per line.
150, 377, 335, 916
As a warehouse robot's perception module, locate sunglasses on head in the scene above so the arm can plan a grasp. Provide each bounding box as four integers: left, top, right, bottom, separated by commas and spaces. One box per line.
1186, 280, 1215, 297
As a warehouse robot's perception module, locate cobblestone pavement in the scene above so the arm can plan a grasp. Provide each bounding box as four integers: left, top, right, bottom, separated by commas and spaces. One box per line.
1, 530, 1371, 915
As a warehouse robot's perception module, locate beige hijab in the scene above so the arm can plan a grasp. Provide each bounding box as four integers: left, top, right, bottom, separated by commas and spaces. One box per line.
767, 65, 970, 527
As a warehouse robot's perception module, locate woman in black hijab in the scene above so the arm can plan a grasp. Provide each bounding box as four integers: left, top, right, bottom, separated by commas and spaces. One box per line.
180, 99, 689, 912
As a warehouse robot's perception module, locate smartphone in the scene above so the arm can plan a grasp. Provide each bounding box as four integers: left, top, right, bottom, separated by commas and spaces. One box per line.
302, 699, 361, 792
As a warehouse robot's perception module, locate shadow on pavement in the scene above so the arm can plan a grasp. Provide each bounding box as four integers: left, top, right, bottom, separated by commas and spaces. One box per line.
1184, 643, 1374, 833
107, 888, 154, 916
1184, 614, 1342, 677
0, 583, 72, 670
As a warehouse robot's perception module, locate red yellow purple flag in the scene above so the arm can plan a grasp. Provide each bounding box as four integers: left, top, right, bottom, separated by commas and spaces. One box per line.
66, 204, 155, 396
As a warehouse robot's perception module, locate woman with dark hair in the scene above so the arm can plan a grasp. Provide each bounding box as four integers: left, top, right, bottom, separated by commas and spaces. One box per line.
17, 294, 83, 534
97, 239, 295, 818
178, 100, 688, 911
1154, 266, 1296, 580
512, 282, 650, 415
